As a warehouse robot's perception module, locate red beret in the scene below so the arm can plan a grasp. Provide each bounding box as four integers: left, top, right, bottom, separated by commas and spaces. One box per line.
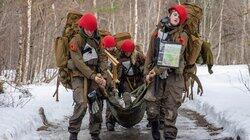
77, 12, 97, 32
102, 35, 116, 49
120, 39, 135, 53
169, 4, 187, 25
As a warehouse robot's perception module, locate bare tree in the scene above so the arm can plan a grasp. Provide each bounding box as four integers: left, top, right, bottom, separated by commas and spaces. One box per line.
15, 8, 24, 85
22, 0, 32, 83
241, 0, 247, 64
216, 0, 225, 64
134, 0, 138, 43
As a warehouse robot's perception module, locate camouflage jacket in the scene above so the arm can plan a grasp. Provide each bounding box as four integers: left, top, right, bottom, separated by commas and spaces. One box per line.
68, 30, 108, 80
144, 26, 188, 76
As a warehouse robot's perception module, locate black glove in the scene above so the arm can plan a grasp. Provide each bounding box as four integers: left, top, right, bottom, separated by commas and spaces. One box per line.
208, 64, 213, 74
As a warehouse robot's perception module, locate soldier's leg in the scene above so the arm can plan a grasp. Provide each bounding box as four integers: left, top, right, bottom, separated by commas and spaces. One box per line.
105, 101, 116, 131
123, 91, 132, 108
163, 74, 184, 140
68, 77, 88, 137
89, 98, 103, 139
88, 86, 103, 140
159, 100, 165, 130
146, 103, 152, 128
146, 101, 161, 140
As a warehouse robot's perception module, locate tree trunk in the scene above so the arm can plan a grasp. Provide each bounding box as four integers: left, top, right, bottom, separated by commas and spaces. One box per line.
134, 0, 138, 43
39, 29, 46, 82
202, 0, 207, 39
110, 0, 115, 34
93, 0, 97, 17
15, 12, 24, 85
51, 3, 58, 37
215, 0, 225, 64
241, 0, 247, 64
207, 0, 213, 42
129, 0, 132, 34
156, 0, 161, 24
145, 0, 151, 53
22, 0, 32, 84
8, 31, 13, 80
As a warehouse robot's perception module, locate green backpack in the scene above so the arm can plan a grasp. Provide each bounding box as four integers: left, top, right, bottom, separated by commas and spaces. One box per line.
54, 11, 82, 89
182, 3, 214, 73
174, 3, 214, 99
54, 11, 111, 90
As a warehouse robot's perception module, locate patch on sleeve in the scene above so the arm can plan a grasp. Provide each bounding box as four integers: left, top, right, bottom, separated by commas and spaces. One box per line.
177, 36, 187, 46
69, 43, 78, 52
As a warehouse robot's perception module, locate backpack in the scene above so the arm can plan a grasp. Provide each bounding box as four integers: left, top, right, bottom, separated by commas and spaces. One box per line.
175, 3, 214, 99
114, 32, 132, 50
54, 11, 82, 89
182, 3, 214, 72
54, 11, 112, 89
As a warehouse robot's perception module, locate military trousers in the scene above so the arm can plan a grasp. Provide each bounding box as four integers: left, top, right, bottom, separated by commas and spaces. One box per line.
146, 73, 184, 139
68, 76, 103, 136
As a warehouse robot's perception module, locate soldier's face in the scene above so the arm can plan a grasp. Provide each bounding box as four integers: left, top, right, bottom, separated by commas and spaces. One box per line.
84, 29, 94, 37
169, 10, 180, 26
106, 47, 115, 52
125, 52, 132, 57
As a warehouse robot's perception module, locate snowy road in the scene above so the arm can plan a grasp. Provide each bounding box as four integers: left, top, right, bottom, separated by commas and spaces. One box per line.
2, 65, 248, 140
37, 107, 233, 140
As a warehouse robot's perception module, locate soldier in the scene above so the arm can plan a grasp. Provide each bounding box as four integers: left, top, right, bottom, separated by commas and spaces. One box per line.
101, 35, 120, 58
118, 39, 145, 95
101, 35, 119, 131
102, 37, 145, 131
67, 12, 108, 140
144, 4, 188, 140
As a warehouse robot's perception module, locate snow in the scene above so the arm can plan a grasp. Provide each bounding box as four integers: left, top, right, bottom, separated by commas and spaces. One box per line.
0, 83, 74, 140
0, 65, 250, 140
183, 65, 250, 140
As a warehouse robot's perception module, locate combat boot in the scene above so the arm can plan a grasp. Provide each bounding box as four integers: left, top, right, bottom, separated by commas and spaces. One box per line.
146, 122, 151, 128
69, 132, 78, 140
159, 120, 164, 130
106, 122, 115, 131
151, 120, 161, 140
91, 134, 100, 140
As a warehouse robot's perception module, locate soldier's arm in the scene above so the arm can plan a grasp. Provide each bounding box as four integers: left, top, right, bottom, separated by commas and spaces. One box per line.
69, 38, 97, 80
144, 31, 157, 75
178, 32, 188, 49
98, 47, 109, 79
135, 51, 146, 73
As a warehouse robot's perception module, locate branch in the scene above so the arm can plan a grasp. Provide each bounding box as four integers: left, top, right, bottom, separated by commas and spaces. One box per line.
37, 107, 58, 131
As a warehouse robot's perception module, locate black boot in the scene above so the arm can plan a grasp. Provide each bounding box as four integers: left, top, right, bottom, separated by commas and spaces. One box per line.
151, 120, 161, 140
146, 121, 151, 128
106, 122, 115, 131
159, 121, 164, 130
91, 134, 101, 140
69, 132, 78, 140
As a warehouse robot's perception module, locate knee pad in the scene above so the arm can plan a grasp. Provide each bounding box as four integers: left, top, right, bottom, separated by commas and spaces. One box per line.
147, 106, 159, 119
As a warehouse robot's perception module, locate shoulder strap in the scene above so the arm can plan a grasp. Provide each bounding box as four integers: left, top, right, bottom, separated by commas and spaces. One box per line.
78, 30, 88, 55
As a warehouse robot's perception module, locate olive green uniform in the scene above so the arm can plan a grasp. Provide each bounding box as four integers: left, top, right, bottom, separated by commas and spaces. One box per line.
104, 48, 120, 129
144, 26, 188, 139
105, 50, 145, 128
67, 30, 108, 137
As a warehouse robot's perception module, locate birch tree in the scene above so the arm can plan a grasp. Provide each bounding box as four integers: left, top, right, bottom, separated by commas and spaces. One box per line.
134, 0, 138, 43
129, 0, 132, 33
22, 0, 32, 83
156, 0, 162, 24
15, 9, 24, 84
93, 0, 97, 17
216, 0, 225, 64
241, 0, 247, 63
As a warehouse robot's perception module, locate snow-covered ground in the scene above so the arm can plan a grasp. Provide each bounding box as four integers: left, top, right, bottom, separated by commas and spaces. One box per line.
0, 82, 74, 140
183, 65, 250, 140
0, 65, 249, 140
